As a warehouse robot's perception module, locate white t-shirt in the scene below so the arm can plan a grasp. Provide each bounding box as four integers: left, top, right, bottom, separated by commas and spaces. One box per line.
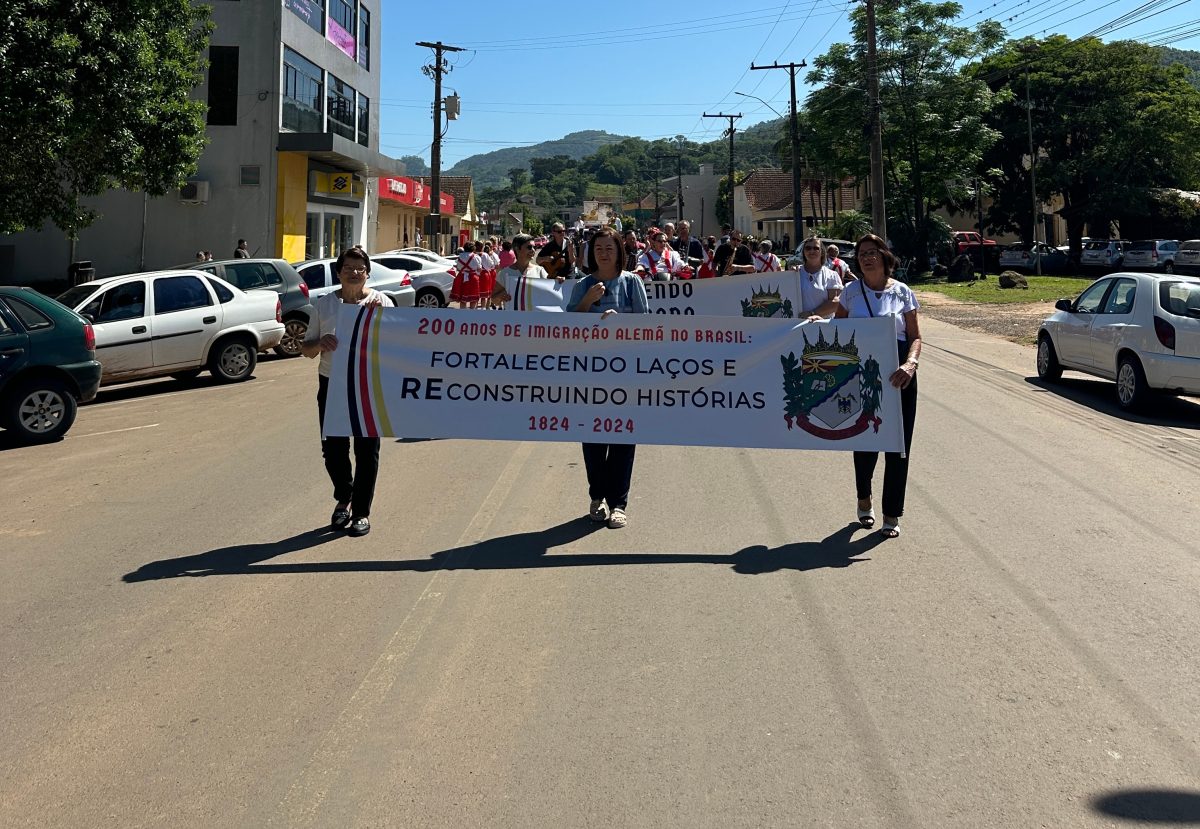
798, 265, 843, 317
637, 248, 681, 280
753, 252, 782, 272
304, 289, 394, 377
497, 264, 549, 307
838, 279, 919, 340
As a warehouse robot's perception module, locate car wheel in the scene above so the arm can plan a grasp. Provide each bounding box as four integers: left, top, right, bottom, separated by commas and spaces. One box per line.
2, 377, 78, 443
274, 318, 307, 357
209, 336, 257, 383
1115, 355, 1150, 411
1036, 335, 1063, 382
415, 288, 445, 308
170, 370, 202, 382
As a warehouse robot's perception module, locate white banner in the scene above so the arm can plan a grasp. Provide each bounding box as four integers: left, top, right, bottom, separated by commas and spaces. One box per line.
323, 307, 904, 452
499, 272, 810, 317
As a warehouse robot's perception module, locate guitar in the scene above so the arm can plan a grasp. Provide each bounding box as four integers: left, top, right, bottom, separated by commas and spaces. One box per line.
537, 241, 573, 278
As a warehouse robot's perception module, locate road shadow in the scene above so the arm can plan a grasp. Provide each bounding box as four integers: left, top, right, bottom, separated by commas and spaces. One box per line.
1026, 376, 1200, 429
122, 527, 343, 582
1092, 788, 1200, 823
122, 520, 883, 581
0, 430, 62, 452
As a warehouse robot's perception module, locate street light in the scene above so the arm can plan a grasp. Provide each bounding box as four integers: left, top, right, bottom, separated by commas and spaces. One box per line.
734, 91, 784, 120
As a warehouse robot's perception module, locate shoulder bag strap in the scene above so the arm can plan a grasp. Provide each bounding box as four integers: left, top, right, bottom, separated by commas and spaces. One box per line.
859, 278, 874, 317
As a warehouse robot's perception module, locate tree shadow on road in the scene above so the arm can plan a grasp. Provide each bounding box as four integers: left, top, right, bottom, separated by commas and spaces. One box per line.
123, 520, 884, 582
1092, 788, 1200, 823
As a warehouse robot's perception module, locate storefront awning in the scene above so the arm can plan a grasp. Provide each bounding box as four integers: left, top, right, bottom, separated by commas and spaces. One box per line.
277, 132, 405, 177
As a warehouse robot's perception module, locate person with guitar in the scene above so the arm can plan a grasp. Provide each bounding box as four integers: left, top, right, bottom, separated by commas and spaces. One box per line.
536, 223, 576, 279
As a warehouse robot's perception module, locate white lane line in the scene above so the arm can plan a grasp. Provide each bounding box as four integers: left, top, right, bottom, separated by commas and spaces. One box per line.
271, 442, 534, 827
73, 424, 161, 438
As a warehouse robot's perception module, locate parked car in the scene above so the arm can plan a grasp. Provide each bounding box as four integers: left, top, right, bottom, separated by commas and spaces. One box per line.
381, 247, 457, 268
1172, 239, 1200, 275
998, 242, 1069, 274
371, 253, 454, 307
1036, 272, 1200, 410
952, 231, 997, 255
56, 271, 284, 386
1121, 239, 1179, 273
1080, 239, 1128, 272
0, 287, 102, 443
192, 259, 314, 357
293, 259, 416, 306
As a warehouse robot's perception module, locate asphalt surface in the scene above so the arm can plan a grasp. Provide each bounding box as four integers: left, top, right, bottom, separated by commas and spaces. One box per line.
2, 319, 1198, 828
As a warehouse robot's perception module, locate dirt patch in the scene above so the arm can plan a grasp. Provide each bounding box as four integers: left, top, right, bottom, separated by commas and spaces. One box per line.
914, 290, 1055, 346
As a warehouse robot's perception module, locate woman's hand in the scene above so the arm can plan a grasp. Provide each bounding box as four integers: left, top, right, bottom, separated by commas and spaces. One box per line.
889, 361, 916, 389
319, 334, 339, 353
585, 282, 606, 305
554, 276, 566, 284
600, 309, 618, 319
805, 314, 824, 323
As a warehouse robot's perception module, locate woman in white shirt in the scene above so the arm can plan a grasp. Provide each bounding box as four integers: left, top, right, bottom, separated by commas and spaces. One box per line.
834, 233, 922, 538
796, 235, 843, 320
492, 233, 550, 308
301, 246, 394, 537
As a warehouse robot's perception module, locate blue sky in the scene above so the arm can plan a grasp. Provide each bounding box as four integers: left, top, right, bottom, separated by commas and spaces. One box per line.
378, 0, 1200, 169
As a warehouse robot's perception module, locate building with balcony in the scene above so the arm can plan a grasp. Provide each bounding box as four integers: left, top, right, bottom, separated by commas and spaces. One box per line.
1, 0, 403, 284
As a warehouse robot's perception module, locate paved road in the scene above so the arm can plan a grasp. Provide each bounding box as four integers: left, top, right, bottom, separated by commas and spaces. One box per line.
2, 320, 1198, 828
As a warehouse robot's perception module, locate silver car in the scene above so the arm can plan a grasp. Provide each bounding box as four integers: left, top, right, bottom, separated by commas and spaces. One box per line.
371, 253, 455, 308
1122, 239, 1179, 273
1175, 240, 1200, 276
293, 259, 415, 306
1079, 239, 1128, 272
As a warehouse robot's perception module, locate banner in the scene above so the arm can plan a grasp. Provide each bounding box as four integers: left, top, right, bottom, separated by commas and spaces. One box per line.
498, 272, 811, 317
323, 307, 904, 452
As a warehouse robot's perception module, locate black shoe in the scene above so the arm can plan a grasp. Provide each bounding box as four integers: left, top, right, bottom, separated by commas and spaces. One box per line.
331, 506, 352, 529
348, 516, 371, 536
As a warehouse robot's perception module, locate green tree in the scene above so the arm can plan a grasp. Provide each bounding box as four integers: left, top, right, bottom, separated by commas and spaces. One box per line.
507, 167, 529, 189
523, 216, 544, 236
806, 0, 1005, 258
975, 37, 1200, 258
0, 0, 211, 235
398, 155, 430, 176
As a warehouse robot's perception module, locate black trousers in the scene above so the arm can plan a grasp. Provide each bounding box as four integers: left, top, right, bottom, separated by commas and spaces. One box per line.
581, 443, 636, 510
853, 339, 918, 518
317, 375, 381, 517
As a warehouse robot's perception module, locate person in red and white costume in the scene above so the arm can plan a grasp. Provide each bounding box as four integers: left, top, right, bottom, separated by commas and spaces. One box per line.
450, 241, 484, 308
752, 239, 783, 273
636, 229, 685, 281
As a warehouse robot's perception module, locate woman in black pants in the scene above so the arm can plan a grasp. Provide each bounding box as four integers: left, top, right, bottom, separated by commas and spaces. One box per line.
567, 226, 650, 529
834, 233, 922, 538
301, 246, 393, 536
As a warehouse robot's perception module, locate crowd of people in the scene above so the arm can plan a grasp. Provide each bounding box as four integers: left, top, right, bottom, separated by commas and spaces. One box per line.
307, 231, 921, 540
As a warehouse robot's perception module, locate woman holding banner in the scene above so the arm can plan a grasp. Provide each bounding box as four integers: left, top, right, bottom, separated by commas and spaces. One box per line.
797, 234, 843, 321
492, 233, 549, 308
301, 246, 394, 537
834, 233, 922, 539
568, 226, 649, 529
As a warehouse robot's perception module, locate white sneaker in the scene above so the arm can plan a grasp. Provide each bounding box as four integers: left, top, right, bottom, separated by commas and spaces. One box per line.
589, 499, 610, 522
607, 508, 627, 529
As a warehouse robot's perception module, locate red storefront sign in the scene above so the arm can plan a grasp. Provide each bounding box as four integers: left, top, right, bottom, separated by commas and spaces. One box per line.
379, 176, 454, 214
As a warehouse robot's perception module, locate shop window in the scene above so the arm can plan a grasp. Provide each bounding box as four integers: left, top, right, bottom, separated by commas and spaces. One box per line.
282, 47, 323, 133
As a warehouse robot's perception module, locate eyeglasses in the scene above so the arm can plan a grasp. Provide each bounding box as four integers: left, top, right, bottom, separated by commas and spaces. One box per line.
344, 266, 368, 274
803, 246, 822, 252
552, 229, 564, 234
858, 249, 883, 260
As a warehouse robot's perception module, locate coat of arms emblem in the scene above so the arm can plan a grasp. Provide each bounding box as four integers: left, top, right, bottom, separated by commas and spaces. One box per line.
781, 328, 883, 439
740, 286, 794, 318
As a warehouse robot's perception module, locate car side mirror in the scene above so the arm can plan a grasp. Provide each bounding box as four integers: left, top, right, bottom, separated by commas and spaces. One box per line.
1055, 298, 1073, 312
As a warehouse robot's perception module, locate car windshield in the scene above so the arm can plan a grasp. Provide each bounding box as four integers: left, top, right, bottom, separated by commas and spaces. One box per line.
1160, 281, 1200, 319
1128, 241, 1156, 251
1084, 241, 1111, 251
1006, 244, 1031, 252
57, 285, 97, 309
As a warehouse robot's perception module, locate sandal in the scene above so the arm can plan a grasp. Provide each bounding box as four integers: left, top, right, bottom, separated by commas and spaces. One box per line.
881, 518, 900, 538
607, 508, 628, 529
857, 500, 876, 528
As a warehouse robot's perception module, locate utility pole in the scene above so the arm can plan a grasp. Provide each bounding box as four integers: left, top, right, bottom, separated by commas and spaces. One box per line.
975, 177, 986, 277
704, 112, 741, 231
864, 0, 886, 240
750, 60, 806, 247
417, 40, 464, 255
1025, 64, 1042, 275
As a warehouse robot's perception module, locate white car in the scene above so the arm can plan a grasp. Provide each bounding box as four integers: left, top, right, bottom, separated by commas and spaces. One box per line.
1122, 239, 1179, 273
1036, 272, 1200, 410
294, 259, 415, 306
382, 247, 457, 268
57, 270, 284, 385
371, 253, 455, 308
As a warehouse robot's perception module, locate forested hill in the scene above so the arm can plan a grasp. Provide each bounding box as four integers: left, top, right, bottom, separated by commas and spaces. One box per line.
447, 131, 631, 188
1161, 47, 1200, 88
